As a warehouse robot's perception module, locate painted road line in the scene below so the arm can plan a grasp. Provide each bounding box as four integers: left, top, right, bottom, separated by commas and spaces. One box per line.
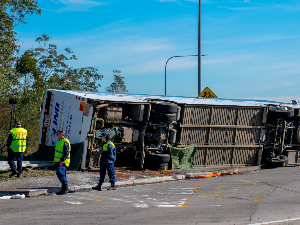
134, 203, 148, 208
248, 217, 300, 225
64, 201, 82, 205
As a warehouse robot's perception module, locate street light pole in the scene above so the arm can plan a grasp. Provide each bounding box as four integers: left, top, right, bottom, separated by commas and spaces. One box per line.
198, 0, 201, 96
165, 55, 198, 96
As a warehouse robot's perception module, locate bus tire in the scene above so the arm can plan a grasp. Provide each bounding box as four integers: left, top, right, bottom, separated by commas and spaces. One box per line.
144, 162, 169, 170
151, 102, 178, 114
145, 153, 170, 163
267, 107, 294, 124
150, 111, 177, 122
293, 122, 300, 144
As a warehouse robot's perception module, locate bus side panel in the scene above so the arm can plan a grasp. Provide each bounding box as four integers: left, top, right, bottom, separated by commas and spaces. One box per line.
40, 91, 87, 146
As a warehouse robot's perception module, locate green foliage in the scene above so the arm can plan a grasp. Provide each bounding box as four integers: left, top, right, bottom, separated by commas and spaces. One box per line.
1, 34, 104, 156
1, 35, 104, 156
30, 35, 103, 93
16, 50, 38, 76
0, 0, 40, 74
106, 70, 128, 93
0, 0, 126, 158
0, 101, 11, 154
0, 0, 40, 156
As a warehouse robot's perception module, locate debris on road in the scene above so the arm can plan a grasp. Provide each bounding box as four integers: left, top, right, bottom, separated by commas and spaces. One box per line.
119, 169, 185, 177
0, 194, 25, 200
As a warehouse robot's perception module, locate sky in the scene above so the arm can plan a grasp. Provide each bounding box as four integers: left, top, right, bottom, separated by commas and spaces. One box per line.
15, 0, 300, 102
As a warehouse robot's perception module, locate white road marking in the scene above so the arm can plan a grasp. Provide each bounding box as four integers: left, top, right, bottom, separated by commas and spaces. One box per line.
134, 203, 148, 208
65, 187, 190, 208
157, 205, 177, 207
66, 195, 95, 201
178, 192, 194, 195
110, 198, 133, 203
154, 200, 187, 208
248, 217, 300, 225
64, 201, 82, 205
159, 201, 172, 205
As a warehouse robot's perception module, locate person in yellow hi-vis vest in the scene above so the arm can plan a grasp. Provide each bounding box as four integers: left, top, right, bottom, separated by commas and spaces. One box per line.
53, 129, 71, 195
5, 121, 28, 178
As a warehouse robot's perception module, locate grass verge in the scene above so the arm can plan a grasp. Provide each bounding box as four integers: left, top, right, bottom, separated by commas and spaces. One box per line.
0, 167, 75, 181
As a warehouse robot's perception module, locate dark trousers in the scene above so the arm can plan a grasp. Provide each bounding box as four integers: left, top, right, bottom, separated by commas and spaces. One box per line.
56, 162, 68, 185
7, 151, 24, 175
99, 162, 115, 184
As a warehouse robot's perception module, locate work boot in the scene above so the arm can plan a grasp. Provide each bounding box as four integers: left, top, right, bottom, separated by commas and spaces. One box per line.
57, 184, 68, 195
9, 169, 18, 178
17, 173, 22, 178
92, 183, 102, 191
107, 182, 116, 190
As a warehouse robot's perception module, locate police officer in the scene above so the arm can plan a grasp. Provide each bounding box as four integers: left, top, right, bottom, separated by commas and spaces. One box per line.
93, 132, 116, 191
53, 129, 71, 195
5, 121, 28, 178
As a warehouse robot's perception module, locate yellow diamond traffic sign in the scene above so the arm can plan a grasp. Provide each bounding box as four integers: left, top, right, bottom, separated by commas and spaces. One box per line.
198, 87, 218, 98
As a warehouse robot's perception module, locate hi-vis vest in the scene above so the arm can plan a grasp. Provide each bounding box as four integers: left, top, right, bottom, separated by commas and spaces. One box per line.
103, 141, 115, 152
54, 138, 71, 167
10, 127, 27, 152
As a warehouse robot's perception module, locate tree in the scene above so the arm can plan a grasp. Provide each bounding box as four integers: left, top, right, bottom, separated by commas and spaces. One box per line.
106, 70, 128, 93
1, 35, 104, 156
15, 49, 39, 94
30, 35, 103, 93
0, 0, 40, 75
0, 0, 40, 156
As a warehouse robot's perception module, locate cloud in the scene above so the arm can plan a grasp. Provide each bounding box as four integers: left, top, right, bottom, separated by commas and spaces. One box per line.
159, 0, 300, 13
57, 0, 105, 6
123, 59, 167, 74
129, 39, 173, 53
50, 0, 107, 12
272, 66, 300, 77
216, 2, 300, 12
204, 34, 300, 47
43, 33, 176, 74
202, 54, 258, 65
159, 0, 176, 2
218, 6, 263, 11
159, 0, 215, 6
161, 0, 216, 3
236, 34, 300, 44
273, 4, 300, 12
159, 0, 191, 7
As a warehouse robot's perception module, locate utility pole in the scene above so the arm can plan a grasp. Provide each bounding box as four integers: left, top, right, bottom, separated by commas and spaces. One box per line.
198, 0, 201, 96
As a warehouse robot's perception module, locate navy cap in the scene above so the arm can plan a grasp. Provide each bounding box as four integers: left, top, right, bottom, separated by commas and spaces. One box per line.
15, 121, 21, 126
56, 129, 65, 135
99, 132, 108, 138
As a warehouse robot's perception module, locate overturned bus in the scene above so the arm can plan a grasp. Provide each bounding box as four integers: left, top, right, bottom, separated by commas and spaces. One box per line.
38, 89, 300, 170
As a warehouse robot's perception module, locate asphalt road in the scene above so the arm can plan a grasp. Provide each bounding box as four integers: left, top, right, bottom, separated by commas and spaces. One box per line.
1, 166, 300, 225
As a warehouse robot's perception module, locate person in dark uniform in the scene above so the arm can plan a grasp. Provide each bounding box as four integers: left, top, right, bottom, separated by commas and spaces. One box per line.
93, 132, 116, 191
5, 121, 28, 178
53, 129, 71, 195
